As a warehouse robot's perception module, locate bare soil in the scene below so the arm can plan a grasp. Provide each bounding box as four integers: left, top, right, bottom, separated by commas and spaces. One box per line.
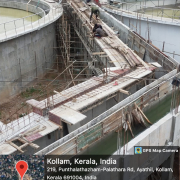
0, 68, 71, 124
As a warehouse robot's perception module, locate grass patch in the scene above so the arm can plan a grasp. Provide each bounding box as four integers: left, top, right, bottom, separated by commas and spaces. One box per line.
19, 113, 27, 118
21, 87, 41, 98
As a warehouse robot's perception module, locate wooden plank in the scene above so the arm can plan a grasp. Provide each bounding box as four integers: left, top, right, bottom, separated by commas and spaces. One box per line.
22, 137, 40, 149
19, 143, 29, 149
119, 89, 129, 95
54, 90, 69, 98
96, 40, 120, 66
99, 39, 128, 67
110, 43, 120, 48
79, 7, 88, 12
117, 47, 136, 67
18, 137, 40, 149
135, 103, 152, 125
103, 37, 113, 44
127, 120, 134, 137
99, 55, 109, 57
8, 141, 24, 153
49, 120, 63, 129
92, 52, 106, 55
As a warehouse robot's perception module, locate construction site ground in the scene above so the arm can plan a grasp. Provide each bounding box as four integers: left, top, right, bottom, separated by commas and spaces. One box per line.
0, 64, 86, 123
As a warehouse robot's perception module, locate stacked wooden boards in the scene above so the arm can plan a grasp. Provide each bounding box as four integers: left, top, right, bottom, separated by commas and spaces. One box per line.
69, 0, 151, 69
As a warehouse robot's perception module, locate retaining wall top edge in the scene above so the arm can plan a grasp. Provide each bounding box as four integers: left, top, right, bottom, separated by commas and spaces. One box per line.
0, 0, 63, 42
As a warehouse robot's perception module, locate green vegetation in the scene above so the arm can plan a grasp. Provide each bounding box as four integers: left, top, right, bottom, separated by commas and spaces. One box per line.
19, 113, 27, 118
21, 87, 41, 98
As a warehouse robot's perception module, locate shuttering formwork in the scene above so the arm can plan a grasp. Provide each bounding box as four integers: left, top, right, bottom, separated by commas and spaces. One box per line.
33, 0, 179, 155
27, 69, 132, 116
35, 70, 178, 155
27, 0, 176, 124
27, 0, 177, 117
99, 5, 177, 72
128, 31, 175, 71
77, 123, 102, 152
0, 0, 178, 155
27, 67, 153, 129
66, 0, 177, 79
66, 0, 156, 69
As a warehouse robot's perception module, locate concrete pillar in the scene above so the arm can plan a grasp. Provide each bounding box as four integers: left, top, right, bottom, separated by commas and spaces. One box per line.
161, 152, 175, 180
172, 112, 180, 144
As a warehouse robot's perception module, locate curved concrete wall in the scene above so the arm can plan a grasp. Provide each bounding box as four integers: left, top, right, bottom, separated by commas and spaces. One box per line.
0, 1, 45, 17
3, 0, 51, 12
0, 0, 63, 102
113, 0, 179, 3
103, 0, 180, 62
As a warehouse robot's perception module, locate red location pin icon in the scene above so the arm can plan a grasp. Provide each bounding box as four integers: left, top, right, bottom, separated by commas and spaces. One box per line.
16, 160, 28, 180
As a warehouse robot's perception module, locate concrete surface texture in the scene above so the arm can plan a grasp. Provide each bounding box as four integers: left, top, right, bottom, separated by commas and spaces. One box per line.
0, 111, 61, 155
115, 0, 179, 3
108, 109, 180, 180
34, 2, 178, 156
103, 0, 180, 61
35, 70, 178, 155
98, 5, 178, 68
0, 0, 63, 101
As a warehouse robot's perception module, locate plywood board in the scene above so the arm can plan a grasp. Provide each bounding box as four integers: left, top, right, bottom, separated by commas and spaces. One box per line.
79, 7, 88, 12
50, 106, 87, 125
77, 124, 102, 152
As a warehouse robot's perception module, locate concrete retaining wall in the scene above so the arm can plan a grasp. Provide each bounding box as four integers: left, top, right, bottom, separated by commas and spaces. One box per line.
67, 81, 139, 133
14, 129, 61, 155
35, 2, 178, 155
99, 7, 178, 72
35, 70, 179, 155
104, 109, 180, 180
0, 0, 63, 102
118, 113, 174, 156
103, 0, 180, 61
111, 108, 180, 154
113, 0, 178, 4
173, 112, 180, 145
0, 23, 56, 100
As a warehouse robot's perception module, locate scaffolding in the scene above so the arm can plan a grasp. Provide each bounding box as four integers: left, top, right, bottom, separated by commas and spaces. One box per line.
0, 0, 179, 156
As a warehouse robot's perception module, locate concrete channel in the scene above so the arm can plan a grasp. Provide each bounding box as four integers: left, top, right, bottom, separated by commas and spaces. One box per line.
81, 93, 173, 155
0, 0, 63, 101
102, 0, 180, 62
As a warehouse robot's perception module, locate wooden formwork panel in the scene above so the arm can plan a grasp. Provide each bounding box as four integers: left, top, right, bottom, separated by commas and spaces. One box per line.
103, 118, 121, 134
103, 110, 122, 134
49, 112, 61, 125
32, 107, 43, 116
135, 98, 141, 107
49, 138, 76, 155
77, 124, 103, 152
66, 148, 77, 155
159, 82, 171, 98
104, 110, 122, 124
135, 87, 159, 108
139, 45, 145, 59
143, 87, 158, 102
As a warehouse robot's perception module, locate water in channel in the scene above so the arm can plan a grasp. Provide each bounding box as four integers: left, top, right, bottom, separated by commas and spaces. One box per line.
138, 8, 180, 19
0, 7, 41, 33
137, 4, 180, 19
81, 94, 172, 155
